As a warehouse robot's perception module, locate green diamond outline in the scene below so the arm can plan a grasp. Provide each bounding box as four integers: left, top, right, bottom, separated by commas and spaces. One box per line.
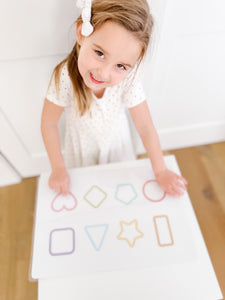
83, 185, 107, 208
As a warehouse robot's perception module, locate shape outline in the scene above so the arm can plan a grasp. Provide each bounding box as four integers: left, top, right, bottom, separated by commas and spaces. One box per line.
153, 215, 174, 247
143, 180, 166, 202
84, 224, 109, 251
51, 192, 78, 212
115, 183, 137, 205
117, 219, 144, 248
49, 227, 75, 256
83, 185, 107, 208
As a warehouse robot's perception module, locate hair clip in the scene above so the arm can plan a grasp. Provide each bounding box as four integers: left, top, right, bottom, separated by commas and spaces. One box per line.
76, 0, 93, 36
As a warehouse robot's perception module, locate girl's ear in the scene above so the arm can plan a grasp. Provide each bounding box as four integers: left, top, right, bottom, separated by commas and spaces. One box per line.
76, 22, 84, 45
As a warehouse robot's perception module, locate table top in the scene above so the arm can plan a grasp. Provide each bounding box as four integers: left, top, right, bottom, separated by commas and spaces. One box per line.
33, 156, 223, 300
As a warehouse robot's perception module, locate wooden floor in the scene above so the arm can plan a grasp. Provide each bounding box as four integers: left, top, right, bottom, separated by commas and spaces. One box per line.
0, 141, 224, 300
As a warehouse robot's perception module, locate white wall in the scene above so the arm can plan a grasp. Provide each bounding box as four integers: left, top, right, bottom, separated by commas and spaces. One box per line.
137, 0, 225, 152
0, 154, 21, 187
0, 0, 77, 179
0, 0, 225, 184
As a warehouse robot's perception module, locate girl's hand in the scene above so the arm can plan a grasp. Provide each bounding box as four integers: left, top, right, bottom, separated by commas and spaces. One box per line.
155, 169, 188, 196
48, 167, 70, 195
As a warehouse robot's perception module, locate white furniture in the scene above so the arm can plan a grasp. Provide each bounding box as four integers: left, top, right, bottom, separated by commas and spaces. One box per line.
33, 156, 222, 300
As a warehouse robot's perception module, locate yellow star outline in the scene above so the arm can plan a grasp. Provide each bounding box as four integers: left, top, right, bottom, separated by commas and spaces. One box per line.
117, 219, 144, 248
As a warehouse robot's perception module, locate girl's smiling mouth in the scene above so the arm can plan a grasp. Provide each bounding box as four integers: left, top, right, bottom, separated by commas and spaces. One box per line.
90, 72, 104, 84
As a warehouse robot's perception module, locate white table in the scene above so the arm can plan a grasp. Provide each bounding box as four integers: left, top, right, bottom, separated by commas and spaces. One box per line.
32, 156, 223, 300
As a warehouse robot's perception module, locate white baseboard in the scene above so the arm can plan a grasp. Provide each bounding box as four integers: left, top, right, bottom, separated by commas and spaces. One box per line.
135, 120, 225, 154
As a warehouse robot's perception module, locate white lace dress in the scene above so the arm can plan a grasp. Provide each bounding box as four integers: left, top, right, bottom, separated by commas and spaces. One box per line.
46, 62, 146, 169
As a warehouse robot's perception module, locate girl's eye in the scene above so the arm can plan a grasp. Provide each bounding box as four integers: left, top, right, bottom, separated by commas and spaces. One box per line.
117, 64, 126, 71
95, 50, 104, 58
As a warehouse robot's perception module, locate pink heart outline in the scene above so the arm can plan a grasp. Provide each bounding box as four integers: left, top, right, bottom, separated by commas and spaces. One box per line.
51, 192, 78, 212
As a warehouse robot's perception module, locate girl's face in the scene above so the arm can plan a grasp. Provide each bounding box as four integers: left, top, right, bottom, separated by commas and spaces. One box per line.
77, 21, 142, 97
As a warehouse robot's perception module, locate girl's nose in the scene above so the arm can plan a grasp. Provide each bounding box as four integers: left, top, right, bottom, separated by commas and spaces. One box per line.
99, 64, 111, 81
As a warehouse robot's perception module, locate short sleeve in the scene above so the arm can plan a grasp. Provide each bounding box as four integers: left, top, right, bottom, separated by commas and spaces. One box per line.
121, 66, 146, 108
45, 62, 73, 107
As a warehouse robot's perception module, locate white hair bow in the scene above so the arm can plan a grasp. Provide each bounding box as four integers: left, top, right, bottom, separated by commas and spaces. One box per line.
76, 0, 93, 36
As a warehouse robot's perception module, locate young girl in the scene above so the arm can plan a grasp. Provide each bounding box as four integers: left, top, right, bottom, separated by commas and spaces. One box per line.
41, 0, 187, 196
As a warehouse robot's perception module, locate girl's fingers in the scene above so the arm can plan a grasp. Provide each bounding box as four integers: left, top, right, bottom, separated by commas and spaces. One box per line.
176, 180, 187, 191
48, 176, 70, 195
62, 176, 70, 195
165, 182, 185, 196
54, 187, 60, 193
171, 186, 184, 196
61, 183, 69, 195
178, 176, 188, 185
158, 171, 188, 196
49, 179, 59, 192
168, 187, 177, 196
61, 176, 70, 195
164, 184, 176, 196
48, 179, 53, 189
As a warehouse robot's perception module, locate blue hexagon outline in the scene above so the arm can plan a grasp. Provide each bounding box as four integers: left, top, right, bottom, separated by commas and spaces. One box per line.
115, 183, 137, 205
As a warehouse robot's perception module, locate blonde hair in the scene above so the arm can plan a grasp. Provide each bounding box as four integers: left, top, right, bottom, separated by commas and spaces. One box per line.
54, 0, 154, 115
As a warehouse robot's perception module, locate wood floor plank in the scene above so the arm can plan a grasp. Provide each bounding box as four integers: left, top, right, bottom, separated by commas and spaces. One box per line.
166, 143, 225, 298
197, 143, 225, 213
0, 177, 38, 300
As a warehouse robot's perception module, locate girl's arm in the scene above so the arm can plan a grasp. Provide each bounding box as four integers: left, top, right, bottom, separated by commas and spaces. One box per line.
129, 101, 187, 196
41, 99, 70, 195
